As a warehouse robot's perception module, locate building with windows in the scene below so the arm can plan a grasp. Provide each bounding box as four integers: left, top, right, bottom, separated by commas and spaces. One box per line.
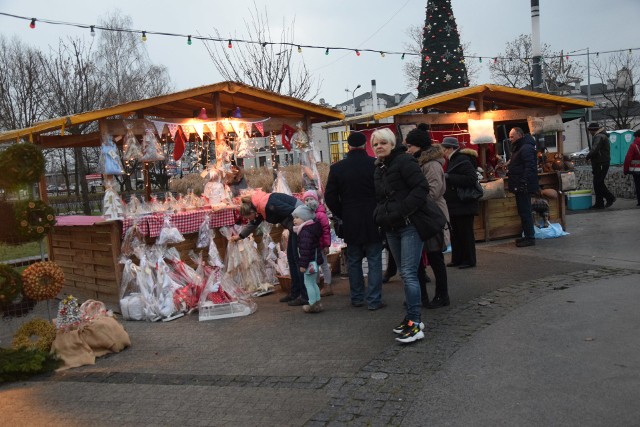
312, 80, 416, 163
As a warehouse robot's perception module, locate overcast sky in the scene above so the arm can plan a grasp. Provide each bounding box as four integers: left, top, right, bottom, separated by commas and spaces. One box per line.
1, 0, 638, 106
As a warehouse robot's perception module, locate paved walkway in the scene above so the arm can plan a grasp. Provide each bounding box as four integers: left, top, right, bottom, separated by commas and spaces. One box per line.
1, 199, 638, 426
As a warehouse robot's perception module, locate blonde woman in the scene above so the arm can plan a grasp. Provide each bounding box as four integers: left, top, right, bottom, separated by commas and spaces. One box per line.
371, 128, 428, 344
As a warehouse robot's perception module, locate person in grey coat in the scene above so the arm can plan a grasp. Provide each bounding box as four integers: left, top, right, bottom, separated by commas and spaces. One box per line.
325, 131, 385, 310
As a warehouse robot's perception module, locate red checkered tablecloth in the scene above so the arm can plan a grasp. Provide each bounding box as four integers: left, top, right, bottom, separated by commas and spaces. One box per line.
122, 207, 239, 238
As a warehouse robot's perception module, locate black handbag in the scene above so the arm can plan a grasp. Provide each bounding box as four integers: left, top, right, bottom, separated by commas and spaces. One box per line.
457, 181, 484, 201
407, 198, 448, 241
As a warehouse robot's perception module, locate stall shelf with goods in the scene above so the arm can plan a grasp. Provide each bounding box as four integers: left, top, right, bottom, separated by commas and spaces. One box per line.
324, 84, 594, 241
0, 81, 344, 309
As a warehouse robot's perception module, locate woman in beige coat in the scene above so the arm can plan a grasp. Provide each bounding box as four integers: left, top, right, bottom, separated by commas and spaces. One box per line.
405, 125, 451, 308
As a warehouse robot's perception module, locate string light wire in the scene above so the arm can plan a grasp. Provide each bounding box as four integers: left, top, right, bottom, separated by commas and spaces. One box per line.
0, 11, 638, 62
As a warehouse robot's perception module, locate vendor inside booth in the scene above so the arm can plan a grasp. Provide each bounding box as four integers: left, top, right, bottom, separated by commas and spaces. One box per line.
323, 84, 594, 242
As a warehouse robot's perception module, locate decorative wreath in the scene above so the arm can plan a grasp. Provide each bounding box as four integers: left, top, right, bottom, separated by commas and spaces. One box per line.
14, 200, 56, 241
0, 201, 29, 245
12, 318, 57, 352
0, 264, 23, 304
22, 261, 65, 301
0, 143, 45, 189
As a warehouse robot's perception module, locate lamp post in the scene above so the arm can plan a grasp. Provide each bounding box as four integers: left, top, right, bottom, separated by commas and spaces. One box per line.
351, 84, 361, 113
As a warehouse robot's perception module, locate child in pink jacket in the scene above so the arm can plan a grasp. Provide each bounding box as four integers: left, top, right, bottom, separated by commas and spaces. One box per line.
302, 190, 333, 296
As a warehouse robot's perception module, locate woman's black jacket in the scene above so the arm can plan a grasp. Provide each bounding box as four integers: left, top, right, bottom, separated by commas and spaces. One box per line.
373, 146, 429, 231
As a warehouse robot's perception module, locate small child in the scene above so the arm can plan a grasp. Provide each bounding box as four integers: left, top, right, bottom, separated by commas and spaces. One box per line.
302, 190, 333, 296
292, 204, 324, 313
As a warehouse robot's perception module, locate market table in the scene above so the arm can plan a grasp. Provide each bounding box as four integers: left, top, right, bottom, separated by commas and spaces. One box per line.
49, 207, 240, 309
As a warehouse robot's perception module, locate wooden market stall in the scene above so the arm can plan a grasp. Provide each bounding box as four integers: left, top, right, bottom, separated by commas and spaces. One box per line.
0, 81, 344, 307
325, 84, 594, 242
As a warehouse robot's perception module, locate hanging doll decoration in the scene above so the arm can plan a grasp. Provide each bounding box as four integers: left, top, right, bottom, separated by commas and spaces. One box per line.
203, 167, 231, 209
234, 123, 256, 159
141, 124, 165, 162
299, 149, 322, 195
218, 226, 272, 295
99, 134, 125, 175
291, 121, 310, 151
102, 177, 125, 220
122, 122, 143, 161
272, 170, 292, 195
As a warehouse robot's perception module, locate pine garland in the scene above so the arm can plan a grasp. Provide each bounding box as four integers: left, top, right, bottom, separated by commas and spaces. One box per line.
0, 264, 22, 305
0, 348, 61, 383
0, 143, 45, 189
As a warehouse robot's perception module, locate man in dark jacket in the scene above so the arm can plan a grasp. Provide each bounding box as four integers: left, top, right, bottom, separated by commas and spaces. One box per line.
508, 127, 540, 247
586, 122, 616, 209
325, 131, 385, 310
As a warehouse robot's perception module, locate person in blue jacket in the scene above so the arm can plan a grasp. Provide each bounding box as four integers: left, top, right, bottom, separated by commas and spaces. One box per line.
507, 127, 540, 247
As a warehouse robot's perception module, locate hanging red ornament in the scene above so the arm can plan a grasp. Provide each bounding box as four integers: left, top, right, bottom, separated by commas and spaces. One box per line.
173, 127, 186, 161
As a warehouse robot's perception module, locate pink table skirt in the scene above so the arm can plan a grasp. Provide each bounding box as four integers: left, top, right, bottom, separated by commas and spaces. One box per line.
55, 215, 108, 227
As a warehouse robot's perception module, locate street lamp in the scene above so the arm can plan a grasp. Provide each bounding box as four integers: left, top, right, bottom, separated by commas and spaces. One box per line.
351, 84, 361, 113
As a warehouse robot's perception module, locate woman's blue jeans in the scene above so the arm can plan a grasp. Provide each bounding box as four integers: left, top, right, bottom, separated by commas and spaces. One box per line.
385, 224, 424, 323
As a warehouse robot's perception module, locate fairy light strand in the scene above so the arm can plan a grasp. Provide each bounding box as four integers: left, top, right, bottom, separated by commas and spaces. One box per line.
1, 11, 638, 61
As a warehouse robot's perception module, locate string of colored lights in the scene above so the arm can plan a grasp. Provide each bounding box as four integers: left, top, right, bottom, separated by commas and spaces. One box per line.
1, 11, 639, 62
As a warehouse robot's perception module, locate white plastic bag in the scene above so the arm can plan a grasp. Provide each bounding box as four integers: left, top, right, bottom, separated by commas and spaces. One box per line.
156, 214, 185, 246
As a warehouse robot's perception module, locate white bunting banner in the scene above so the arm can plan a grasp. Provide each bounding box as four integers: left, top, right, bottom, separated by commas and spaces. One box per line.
204, 122, 218, 135
181, 124, 194, 137
192, 123, 205, 139
167, 123, 180, 140
151, 120, 166, 136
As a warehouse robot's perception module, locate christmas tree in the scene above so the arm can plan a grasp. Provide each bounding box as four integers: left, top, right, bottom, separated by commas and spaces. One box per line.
417, 0, 469, 98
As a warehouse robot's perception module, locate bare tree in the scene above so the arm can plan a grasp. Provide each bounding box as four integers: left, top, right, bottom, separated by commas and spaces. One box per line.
94, 11, 172, 105
202, 3, 320, 101
592, 51, 640, 130
403, 25, 479, 92
39, 37, 107, 211
489, 34, 583, 92
0, 36, 48, 132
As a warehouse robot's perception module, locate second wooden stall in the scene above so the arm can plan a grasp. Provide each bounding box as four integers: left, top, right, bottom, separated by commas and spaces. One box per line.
326, 84, 594, 241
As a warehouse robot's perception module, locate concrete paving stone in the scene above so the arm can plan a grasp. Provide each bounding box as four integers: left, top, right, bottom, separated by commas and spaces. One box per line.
2, 204, 639, 425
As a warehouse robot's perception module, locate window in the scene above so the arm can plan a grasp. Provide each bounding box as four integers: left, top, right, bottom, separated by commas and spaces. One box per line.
341, 131, 350, 141
543, 133, 557, 149
329, 132, 340, 142
330, 143, 341, 163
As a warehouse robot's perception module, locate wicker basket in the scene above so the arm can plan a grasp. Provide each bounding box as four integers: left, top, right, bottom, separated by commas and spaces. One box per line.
276, 275, 291, 294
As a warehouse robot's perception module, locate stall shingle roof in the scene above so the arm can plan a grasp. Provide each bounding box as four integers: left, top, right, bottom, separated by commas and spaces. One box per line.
0, 81, 344, 143
324, 84, 595, 127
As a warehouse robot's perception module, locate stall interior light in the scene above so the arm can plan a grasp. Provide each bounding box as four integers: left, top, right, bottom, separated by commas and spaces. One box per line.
187, 35, 192, 45
468, 101, 476, 112
325, 48, 329, 55
228, 39, 232, 48
142, 31, 147, 42
297, 45, 302, 53
356, 50, 360, 56
29, 18, 36, 29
